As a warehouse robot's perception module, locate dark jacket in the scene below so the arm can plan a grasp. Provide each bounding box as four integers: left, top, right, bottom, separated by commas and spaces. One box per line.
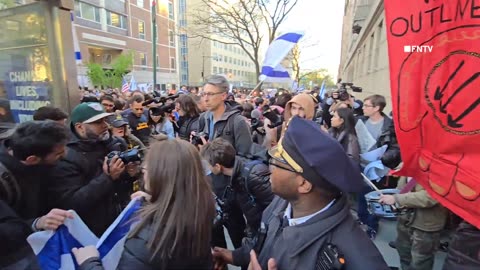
47, 130, 132, 236
177, 116, 199, 141
359, 114, 401, 169
232, 195, 389, 270
227, 158, 274, 234
0, 200, 40, 270
199, 101, 253, 155
79, 223, 212, 270
328, 129, 360, 164
125, 112, 151, 146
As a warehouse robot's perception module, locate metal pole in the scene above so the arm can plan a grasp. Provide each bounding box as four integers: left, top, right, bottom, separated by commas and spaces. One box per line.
152, 0, 157, 92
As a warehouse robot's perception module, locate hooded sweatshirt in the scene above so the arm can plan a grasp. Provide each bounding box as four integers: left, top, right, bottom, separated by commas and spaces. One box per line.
281, 93, 315, 135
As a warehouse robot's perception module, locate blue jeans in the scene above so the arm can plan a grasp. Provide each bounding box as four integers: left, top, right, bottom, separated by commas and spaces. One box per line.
357, 184, 379, 231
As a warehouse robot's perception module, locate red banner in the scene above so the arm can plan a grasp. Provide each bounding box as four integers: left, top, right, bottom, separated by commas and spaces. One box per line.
384, 0, 480, 229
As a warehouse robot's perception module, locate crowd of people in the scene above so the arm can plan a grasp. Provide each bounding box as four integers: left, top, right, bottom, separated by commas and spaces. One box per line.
0, 75, 474, 270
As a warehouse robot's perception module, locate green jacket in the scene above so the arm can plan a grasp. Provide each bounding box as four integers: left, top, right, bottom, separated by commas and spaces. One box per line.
394, 177, 448, 232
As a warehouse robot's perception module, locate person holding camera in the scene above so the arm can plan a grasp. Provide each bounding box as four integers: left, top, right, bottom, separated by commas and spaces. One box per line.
48, 102, 139, 236
212, 117, 389, 270
0, 121, 71, 270
71, 139, 215, 270
197, 75, 253, 155
201, 138, 274, 263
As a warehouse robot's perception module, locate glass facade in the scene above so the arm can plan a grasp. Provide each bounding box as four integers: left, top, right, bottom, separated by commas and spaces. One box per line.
178, 0, 188, 85
0, 3, 76, 123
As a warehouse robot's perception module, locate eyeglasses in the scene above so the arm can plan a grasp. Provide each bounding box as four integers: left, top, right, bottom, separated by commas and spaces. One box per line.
200, 92, 224, 97
268, 159, 297, 173
363, 104, 375, 108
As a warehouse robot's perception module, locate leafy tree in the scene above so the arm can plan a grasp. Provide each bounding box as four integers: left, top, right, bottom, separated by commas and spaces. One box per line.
299, 68, 335, 88
86, 52, 133, 88
0, 0, 15, 10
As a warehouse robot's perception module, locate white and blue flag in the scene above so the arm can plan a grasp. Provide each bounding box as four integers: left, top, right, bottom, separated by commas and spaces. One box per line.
71, 12, 82, 64
319, 80, 326, 99
259, 31, 304, 83
129, 76, 138, 92
27, 199, 142, 270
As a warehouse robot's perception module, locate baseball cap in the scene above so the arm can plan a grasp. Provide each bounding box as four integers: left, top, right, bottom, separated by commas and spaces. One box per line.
111, 117, 128, 128
70, 102, 113, 124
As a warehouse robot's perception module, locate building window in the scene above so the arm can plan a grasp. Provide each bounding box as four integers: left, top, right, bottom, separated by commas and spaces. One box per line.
182, 74, 188, 82
168, 2, 174, 20
75, 1, 100, 22
139, 53, 147, 66
169, 30, 175, 46
107, 11, 127, 29
138, 21, 145, 39
170, 57, 176, 69
213, 66, 218, 73
102, 54, 112, 65
137, 0, 144, 8
219, 67, 223, 74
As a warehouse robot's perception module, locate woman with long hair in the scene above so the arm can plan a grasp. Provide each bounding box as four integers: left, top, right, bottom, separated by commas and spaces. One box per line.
326, 107, 360, 164
148, 107, 175, 139
175, 95, 201, 141
72, 140, 216, 269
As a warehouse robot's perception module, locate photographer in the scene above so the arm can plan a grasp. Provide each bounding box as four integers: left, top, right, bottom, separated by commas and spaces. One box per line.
48, 103, 139, 236
197, 75, 253, 155
201, 138, 274, 261
175, 95, 200, 141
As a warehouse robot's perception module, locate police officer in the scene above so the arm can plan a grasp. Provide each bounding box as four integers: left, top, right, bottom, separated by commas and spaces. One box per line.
212, 116, 389, 270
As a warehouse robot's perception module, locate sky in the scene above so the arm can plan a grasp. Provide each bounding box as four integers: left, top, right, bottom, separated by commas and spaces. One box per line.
279, 0, 346, 79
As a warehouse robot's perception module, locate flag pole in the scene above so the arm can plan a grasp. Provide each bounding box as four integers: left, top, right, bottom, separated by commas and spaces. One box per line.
247, 79, 265, 97
152, 0, 157, 94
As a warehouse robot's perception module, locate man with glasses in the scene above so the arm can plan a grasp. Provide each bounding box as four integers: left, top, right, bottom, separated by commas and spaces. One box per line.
212, 116, 389, 270
197, 75, 253, 155
357, 94, 401, 239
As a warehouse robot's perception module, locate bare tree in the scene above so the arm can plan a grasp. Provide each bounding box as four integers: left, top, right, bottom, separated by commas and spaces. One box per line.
187, 0, 299, 83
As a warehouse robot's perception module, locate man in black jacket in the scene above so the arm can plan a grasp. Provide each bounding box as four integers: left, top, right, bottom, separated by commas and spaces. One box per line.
48, 102, 135, 236
0, 121, 72, 269
201, 138, 274, 250
357, 94, 402, 239
212, 117, 389, 270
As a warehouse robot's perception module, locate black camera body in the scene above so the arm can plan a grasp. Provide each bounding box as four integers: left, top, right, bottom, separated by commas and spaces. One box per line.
107, 148, 142, 165
191, 132, 209, 146
262, 105, 283, 129
339, 82, 363, 93
250, 118, 265, 135
150, 103, 175, 116
338, 90, 350, 101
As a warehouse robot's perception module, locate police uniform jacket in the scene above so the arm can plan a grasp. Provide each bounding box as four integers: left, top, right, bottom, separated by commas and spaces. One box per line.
232, 195, 390, 270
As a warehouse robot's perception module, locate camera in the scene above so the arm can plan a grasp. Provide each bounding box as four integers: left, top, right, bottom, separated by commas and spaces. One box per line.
339, 82, 363, 93
107, 148, 142, 165
262, 105, 283, 129
191, 132, 209, 146
142, 94, 180, 107
250, 118, 265, 135
338, 89, 350, 102
213, 194, 228, 228
150, 103, 176, 116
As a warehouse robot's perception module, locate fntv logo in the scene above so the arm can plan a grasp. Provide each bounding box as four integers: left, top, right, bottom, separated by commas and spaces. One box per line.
404, 45, 433, 53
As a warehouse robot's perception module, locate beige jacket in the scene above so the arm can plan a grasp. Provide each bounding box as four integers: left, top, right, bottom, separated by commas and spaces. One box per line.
394, 177, 449, 232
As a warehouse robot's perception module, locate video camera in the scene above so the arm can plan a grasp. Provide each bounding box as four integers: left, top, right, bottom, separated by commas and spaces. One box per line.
107, 148, 143, 165
262, 105, 284, 129
142, 94, 180, 107
149, 102, 176, 116
334, 83, 362, 102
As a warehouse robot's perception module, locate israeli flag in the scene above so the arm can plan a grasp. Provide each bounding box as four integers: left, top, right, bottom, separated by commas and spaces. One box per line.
259, 31, 304, 83
319, 80, 326, 99
130, 76, 138, 91
71, 12, 82, 64
27, 199, 142, 270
